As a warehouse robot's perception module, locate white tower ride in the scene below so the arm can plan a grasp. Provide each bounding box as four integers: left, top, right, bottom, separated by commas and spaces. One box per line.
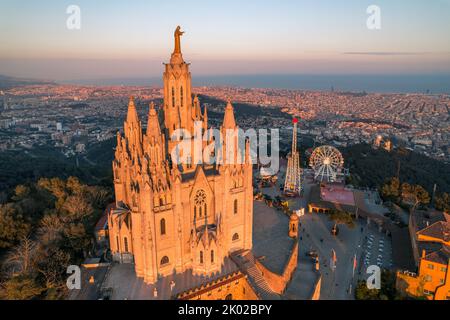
284, 118, 302, 195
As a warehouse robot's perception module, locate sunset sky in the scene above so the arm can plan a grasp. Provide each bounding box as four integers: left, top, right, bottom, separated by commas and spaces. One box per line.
1, 0, 449, 81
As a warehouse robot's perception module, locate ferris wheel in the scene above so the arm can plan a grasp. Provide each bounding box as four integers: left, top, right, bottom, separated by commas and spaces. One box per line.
309, 145, 344, 182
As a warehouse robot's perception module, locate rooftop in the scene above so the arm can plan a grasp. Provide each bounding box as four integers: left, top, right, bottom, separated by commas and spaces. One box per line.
320, 184, 355, 206
418, 221, 450, 242
95, 203, 115, 231
413, 209, 450, 266
423, 245, 450, 265
101, 257, 239, 300
308, 184, 356, 214
413, 210, 450, 235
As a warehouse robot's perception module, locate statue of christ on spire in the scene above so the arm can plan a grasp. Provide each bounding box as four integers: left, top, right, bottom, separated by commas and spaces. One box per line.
174, 26, 184, 54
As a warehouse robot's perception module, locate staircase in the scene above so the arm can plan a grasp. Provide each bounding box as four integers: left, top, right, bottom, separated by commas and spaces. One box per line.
231, 250, 280, 300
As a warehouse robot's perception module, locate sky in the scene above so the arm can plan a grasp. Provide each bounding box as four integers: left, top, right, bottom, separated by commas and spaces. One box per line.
0, 0, 449, 81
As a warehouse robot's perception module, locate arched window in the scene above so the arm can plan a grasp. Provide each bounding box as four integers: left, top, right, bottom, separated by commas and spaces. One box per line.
116, 236, 120, 251
160, 218, 166, 236
124, 237, 129, 252
180, 86, 183, 106
232, 233, 239, 241
161, 256, 169, 266
225, 294, 232, 300
186, 156, 192, 169
199, 206, 202, 218
234, 199, 238, 215
200, 251, 204, 264
204, 204, 207, 217
194, 206, 197, 220
159, 197, 164, 206
211, 250, 214, 263
171, 87, 175, 107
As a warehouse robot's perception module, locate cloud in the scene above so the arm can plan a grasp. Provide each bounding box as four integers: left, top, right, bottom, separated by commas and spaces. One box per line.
343, 52, 428, 56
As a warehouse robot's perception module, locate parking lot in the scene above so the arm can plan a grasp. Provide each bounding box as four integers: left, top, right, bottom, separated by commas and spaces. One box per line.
357, 225, 393, 277
297, 213, 395, 299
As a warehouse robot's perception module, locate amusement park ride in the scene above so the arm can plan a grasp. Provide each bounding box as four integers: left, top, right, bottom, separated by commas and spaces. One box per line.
279, 117, 349, 196
283, 118, 302, 196
309, 145, 346, 183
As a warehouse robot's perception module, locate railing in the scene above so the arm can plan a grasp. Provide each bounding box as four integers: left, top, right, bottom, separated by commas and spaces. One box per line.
399, 270, 417, 277
153, 203, 173, 212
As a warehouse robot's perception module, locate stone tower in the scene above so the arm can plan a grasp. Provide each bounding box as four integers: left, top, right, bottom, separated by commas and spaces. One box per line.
289, 213, 299, 239
108, 27, 254, 284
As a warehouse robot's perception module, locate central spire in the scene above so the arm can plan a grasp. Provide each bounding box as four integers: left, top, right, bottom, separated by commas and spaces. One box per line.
165, 26, 194, 137
170, 26, 185, 65
173, 26, 184, 54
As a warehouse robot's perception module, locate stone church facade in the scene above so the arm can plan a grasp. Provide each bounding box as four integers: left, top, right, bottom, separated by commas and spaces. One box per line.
108, 27, 253, 285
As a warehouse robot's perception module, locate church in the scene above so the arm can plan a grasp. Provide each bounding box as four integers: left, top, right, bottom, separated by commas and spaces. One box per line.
107, 26, 254, 285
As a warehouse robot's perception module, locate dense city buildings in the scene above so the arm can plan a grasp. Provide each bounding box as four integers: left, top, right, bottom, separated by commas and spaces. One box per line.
195, 87, 450, 162
1, 84, 448, 163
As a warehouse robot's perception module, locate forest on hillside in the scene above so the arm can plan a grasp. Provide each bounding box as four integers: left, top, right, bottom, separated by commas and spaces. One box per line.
1, 140, 449, 199
342, 143, 450, 194
0, 177, 111, 299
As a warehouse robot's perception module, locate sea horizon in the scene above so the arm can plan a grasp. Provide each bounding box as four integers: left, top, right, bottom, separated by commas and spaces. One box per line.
60, 73, 450, 95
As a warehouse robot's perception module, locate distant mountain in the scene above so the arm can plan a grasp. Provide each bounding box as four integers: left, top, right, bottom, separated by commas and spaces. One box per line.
0, 74, 56, 90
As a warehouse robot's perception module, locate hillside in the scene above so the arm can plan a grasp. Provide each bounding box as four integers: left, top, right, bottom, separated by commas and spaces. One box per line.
342, 143, 450, 193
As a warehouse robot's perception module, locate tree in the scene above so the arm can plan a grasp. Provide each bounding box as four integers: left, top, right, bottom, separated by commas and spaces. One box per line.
381, 177, 400, 202
62, 195, 94, 221
87, 186, 111, 208
66, 176, 84, 195
355, 280, 381, 300
435, 192, 450, 212
37, 177, 67, 210
11, 185, 31, 201
328, 209, 355, 229
37, 214, 64, 246
401, 183, 430, 211
4, 236, 38, 275
0, 177, 109, 300
36, 247, 70, 290
61, 223, 91, 258
0, 204, 31, 248
394, 147, 409, 179
1, 275, 44, 300
355, 270, 398, 300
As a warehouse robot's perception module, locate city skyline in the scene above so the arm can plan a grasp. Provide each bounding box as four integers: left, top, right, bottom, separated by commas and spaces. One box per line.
1, 0, 450, 81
